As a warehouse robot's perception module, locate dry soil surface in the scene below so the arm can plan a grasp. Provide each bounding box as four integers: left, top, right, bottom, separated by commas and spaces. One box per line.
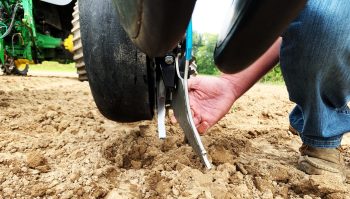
0, 76, 349, 199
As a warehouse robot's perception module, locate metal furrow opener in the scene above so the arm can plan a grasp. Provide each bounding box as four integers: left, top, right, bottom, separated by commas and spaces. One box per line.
156, 21, 212, 169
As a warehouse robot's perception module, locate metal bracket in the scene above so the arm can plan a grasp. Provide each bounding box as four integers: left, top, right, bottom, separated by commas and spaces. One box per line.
155, 55, 176, 139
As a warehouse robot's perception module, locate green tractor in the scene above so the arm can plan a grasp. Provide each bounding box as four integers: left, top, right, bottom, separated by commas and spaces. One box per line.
0, 0, 86, 80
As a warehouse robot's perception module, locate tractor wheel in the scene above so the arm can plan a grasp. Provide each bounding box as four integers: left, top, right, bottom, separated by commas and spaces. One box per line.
71, 1, 87, 81
78, 0, 154, 122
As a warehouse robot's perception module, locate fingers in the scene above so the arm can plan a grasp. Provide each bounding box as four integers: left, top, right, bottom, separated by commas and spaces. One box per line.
191, 108, 210, 134
197, 121, 210, 134
193, 115, 201, 126
168, 107, 209, 134
192, 109, 210, 134
190, 109, 199, 125
189, 107, 208, 134
169, 104, 200, 126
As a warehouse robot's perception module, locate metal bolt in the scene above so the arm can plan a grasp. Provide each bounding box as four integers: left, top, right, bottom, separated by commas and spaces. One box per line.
164, 56, 174, 65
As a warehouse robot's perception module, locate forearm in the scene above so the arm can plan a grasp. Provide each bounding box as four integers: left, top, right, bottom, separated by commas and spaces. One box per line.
221, 37, 282, 99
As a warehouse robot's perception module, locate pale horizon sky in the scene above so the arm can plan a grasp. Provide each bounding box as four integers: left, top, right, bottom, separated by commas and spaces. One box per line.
192, 0, 232, 34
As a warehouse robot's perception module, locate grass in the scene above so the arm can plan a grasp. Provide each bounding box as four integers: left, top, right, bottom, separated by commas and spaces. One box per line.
27, 61, 284, 84
260, 64, 285, 84
29, 61, 76, 72
198, 64, 285, 84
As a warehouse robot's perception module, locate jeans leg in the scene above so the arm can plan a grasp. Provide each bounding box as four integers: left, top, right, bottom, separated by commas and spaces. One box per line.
280, 0, 350, 148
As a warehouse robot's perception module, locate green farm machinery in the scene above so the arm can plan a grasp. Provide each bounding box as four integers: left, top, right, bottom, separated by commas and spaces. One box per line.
0, 0, 86, 80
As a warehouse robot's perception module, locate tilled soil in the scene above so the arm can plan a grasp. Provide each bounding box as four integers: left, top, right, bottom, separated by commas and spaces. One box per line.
0, 76, 349, 199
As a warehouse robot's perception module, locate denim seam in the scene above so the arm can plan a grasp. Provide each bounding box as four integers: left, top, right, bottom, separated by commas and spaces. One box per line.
336, 109, 350, 114
300, 134, 342, 148
335, 104, 350, 114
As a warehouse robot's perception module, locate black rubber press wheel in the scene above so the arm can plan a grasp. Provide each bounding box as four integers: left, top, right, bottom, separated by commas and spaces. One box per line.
79, 0, 154, 122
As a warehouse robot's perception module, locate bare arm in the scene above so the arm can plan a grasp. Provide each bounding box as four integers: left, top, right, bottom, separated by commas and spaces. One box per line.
186, 38, 282, 133
221, 37, 282, 99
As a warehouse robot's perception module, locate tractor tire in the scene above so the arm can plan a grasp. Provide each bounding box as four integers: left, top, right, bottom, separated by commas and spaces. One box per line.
71, 1, 87, 81
79, 0, 154, 122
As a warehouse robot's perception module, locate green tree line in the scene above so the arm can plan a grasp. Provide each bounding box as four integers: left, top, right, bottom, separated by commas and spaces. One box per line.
193, 32, 220, 75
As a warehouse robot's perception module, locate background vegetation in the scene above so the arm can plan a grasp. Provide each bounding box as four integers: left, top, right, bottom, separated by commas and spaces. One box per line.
29, 61, 76, 72
193, 32, 284, 83
193, 32, 220, 75
260, 63, 284, 83
28, 33, 284, 82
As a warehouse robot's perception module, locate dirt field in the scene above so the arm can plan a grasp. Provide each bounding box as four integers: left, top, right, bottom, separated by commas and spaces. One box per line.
0, 76, 349, 199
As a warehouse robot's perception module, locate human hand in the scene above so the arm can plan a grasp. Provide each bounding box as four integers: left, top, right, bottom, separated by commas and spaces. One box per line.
170, 38, 282, 134
185, 76, 237, 134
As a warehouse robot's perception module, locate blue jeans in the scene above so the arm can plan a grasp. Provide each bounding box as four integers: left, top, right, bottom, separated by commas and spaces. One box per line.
280, 0, 350, 148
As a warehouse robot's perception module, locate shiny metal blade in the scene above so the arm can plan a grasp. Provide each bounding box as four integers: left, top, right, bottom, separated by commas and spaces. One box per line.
172, 60, 212, 169
157, 79, 166, 139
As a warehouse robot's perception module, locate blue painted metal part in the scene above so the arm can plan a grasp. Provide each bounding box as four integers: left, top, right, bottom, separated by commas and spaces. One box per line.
186, 20, 193, 61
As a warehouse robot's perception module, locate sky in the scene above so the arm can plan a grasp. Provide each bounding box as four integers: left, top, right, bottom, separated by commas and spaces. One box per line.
192, 0, 232, 34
